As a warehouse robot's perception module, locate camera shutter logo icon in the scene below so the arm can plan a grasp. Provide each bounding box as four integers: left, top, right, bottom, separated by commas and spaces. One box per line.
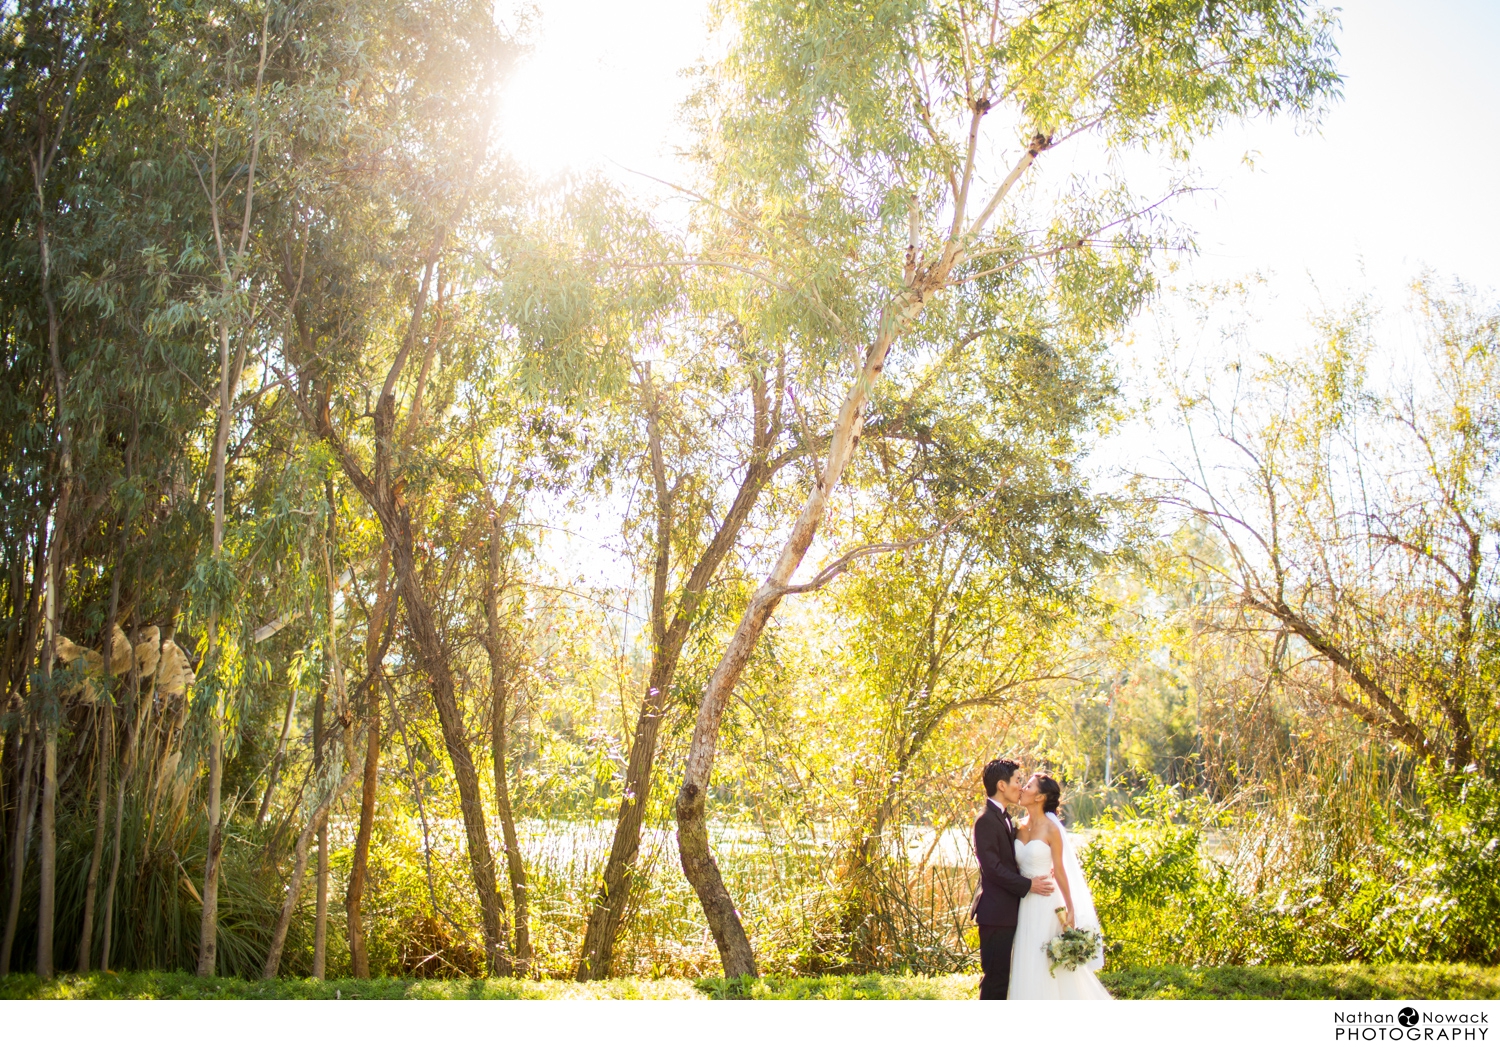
1398, 1007, 1419, 1028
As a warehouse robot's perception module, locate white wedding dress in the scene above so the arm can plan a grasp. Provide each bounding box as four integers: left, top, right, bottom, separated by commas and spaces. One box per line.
1008, 814, 1112, 1000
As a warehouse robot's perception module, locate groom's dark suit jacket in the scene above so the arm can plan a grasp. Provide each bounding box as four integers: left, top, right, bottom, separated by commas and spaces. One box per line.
973, 801, 1034, 926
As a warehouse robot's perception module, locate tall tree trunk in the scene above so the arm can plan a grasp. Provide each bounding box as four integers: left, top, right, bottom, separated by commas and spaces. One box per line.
389, 527, 510, 974
36, 723, 57, 978
313, 484, 349, 980
77, 560, 123, 972
0, 556, 19, 881
674, 297, 928, 978
35, 102, 75, 985
197, 14, 271, 976
670, 132, 1045, 976
312, 675, 328, 979
196, 314, 237, 978
0, 535, 44, 975
0, 553, 20, 701
0, 721, 36, 976
578, 371, 777, 980
3, 535, 46, 735
578, 670, 669, 980
75, 706, 110, 972
315, 231, 510, 976
197, 702, 223, 977
0, 720, 15, 892
347, 547, 393, 978
482, 519, 530, 975
345, 690, 379, 978
262, 758, 359, 979
35, 487, 71, 980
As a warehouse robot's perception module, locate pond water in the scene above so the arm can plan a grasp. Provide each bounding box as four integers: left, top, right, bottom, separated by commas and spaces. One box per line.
323, 816, 989, 870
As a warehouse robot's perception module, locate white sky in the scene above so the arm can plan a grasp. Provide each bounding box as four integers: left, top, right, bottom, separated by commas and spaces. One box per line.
1179, 0, 1500, 297
500, 0, 1500, 294
499, 0, 1500, 591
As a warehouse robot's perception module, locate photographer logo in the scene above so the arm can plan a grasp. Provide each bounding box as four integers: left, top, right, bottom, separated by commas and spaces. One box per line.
1335, 1008, 1489, 1042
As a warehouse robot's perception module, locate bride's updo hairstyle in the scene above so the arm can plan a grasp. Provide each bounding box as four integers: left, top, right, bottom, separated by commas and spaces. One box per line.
1035, 774, 1062, 817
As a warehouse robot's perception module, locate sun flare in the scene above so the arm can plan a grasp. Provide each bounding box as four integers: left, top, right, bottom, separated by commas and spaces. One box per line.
499, 0, 707, 179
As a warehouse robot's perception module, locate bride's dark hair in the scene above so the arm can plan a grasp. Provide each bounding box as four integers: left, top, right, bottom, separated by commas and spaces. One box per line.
1034, 774, 1062, 817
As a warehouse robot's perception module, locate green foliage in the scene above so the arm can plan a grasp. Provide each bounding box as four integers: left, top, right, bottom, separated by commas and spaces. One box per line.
1081, 774, 1500, 969
1084, 808, 1292, 967
1098, 962, 1500, 1001
6, 962, 1498, 999
1377, 771, 1500, 966
4, 789, 283, 977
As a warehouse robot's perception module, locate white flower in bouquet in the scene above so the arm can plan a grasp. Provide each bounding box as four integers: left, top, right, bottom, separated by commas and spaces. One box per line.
1044, 909, 1103, 975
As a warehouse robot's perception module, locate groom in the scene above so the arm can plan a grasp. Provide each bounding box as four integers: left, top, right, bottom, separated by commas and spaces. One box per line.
973, 758, 1054, 999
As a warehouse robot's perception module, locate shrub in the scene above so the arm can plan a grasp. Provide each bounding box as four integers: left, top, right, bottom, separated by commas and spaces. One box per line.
1080, 775, 1500, 969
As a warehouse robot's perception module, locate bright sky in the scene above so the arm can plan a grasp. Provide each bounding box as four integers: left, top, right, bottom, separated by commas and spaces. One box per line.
500, 0, 1500, 294
1164, 0, 1500, 309
499, 0, 1500, 590
498, 0, 709, 185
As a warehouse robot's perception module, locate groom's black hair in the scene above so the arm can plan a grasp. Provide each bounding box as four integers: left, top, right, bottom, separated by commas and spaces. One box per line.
983, 758, 1021, 797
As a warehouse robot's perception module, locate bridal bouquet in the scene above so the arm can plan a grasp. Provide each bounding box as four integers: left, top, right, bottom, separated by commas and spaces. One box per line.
1044, 923, 1102, 975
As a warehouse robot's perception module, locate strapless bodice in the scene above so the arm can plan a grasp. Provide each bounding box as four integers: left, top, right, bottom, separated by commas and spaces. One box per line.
1015, 837, 1052, 878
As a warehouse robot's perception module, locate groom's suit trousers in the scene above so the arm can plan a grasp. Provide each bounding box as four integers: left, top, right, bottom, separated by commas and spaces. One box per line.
977, 925, 1016, 1000
974, 801, 1033, 999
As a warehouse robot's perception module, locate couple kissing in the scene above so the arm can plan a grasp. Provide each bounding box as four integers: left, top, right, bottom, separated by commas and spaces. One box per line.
971, 758, 1111, 1000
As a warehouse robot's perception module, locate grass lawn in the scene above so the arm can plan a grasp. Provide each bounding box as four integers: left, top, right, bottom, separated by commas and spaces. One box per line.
2, 964, 1497, 1000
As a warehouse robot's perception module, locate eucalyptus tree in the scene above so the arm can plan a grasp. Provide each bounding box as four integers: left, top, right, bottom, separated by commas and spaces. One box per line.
1, 0, 111, 977
0, 0, 220, 975
827, 322, 1123, 957
157, 0, 283, 976
577, 313, 814, 980
669, 0, 1341, 976
72, 0, 369, 976
345, 539, 393, 978
254, 0, 545, 972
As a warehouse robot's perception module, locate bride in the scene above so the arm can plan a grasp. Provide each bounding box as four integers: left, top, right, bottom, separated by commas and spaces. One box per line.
1009, 773, 1111, 1000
